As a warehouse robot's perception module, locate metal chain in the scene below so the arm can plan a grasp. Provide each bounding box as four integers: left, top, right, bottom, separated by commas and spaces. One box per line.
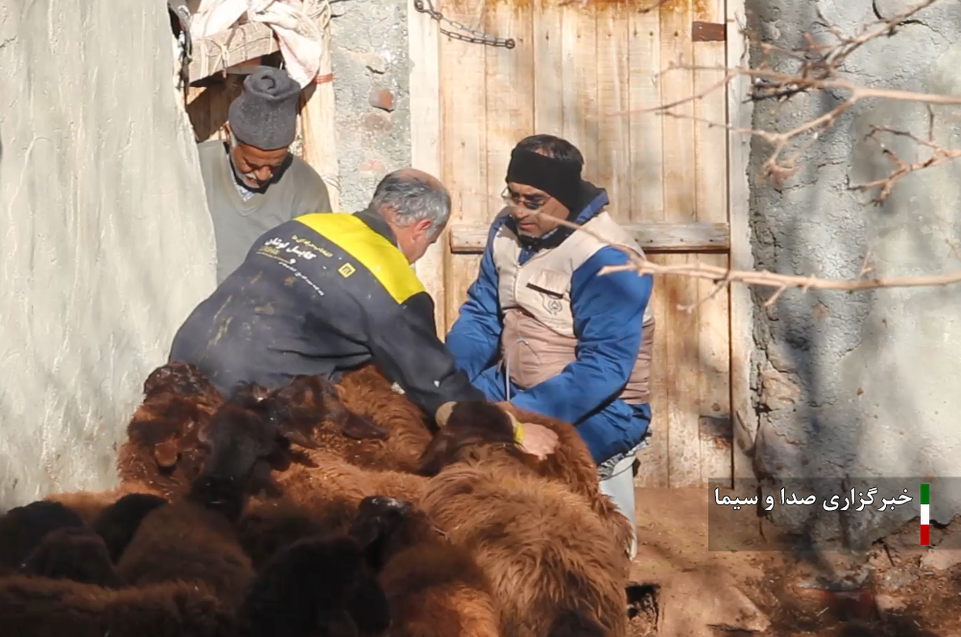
413, 0, 515, 49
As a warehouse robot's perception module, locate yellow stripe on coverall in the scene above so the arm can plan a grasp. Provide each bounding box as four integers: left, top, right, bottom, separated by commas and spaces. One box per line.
295, 212, 426, 305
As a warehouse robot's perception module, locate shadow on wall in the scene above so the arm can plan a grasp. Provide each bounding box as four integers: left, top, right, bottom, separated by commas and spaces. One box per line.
185, 73, 245, 142
0, 133, 4, 515
743, 0, 961, 568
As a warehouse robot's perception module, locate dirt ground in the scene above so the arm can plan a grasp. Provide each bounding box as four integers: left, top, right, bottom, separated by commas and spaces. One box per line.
626, 488, 961, 637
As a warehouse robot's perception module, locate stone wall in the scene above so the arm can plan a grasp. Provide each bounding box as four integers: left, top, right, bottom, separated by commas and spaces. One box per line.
744, 0, 961, 542
330, 0, 412, 211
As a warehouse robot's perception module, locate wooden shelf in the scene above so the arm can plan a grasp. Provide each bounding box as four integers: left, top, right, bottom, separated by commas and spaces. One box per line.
188, 21, 280, 82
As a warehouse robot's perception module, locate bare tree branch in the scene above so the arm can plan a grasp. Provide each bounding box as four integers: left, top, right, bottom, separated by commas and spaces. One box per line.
529, 211, 961, 313
849, 125, 961, 205
602, 0, 960, 204
599, 258, 961, 311
472, 1, 961, 313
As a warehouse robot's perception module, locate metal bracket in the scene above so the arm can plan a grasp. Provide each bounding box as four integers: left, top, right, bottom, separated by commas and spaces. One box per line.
692, 21, 727, 42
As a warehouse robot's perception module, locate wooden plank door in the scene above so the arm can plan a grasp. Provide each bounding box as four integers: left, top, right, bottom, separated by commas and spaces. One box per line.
410, 0, 735, 488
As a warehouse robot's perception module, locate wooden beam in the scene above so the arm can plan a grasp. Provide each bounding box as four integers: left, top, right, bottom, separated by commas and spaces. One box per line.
189, 22, 280, 82
408, 0, 446, 334
726, 0, 758, 483
693, 0, 733, 488
448, 221, 731, 254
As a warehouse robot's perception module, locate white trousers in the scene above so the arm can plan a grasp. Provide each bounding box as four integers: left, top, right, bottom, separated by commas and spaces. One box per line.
598, 452, 638, 559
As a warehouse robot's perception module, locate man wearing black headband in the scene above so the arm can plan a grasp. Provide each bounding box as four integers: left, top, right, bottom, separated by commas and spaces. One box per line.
445, 134, 655, 558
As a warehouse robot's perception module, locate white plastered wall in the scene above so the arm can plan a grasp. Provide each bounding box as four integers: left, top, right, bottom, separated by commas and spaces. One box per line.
0, 0, 217, 507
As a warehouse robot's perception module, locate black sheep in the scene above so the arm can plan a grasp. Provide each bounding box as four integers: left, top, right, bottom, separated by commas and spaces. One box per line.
241, 532, 391, 637
191, 381, 320, 520
20, 526, 124, 589
93, 493, 169, 563
349, 496, 501, 637
0, 500, 84, 573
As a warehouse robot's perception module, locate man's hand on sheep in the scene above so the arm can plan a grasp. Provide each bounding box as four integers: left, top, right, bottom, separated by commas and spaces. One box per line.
432, 400, 560, 460
493, 403, 559, 460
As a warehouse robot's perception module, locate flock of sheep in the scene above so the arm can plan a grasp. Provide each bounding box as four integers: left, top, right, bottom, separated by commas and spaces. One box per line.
0, 361, 636, 637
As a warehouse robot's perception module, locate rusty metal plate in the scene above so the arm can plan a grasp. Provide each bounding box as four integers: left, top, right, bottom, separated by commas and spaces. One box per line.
692, 21, 726, 42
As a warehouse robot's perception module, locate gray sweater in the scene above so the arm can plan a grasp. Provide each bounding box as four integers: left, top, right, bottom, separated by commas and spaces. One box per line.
197, 139, 332, 282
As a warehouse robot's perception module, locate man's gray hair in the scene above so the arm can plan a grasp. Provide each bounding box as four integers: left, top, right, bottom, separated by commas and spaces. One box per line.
369, 171, 451, 238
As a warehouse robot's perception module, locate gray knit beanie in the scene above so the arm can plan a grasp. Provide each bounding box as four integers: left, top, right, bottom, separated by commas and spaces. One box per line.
227, 67, 301, 150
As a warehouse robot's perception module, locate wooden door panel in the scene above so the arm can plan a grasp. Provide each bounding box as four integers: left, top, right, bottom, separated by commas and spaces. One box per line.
423, 0, 734, 488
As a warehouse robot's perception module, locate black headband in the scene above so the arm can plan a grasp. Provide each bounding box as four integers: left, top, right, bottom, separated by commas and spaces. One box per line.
505, 148, 582, 213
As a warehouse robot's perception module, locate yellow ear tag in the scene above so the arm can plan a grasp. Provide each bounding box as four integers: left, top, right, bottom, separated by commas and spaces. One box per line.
513, 422, 525, 444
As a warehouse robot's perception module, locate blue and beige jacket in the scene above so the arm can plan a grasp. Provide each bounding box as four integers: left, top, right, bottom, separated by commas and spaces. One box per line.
446, 183, 655, 461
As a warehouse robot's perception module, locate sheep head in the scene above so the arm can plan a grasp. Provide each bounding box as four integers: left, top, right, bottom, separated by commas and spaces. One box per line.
126, 396, 212, 475
268, 374, 390, 443
350, 496, 429, 573
417, 400, 521, 476
191, 382, 320, 517
143, 360, 221, 401
131, 362, 223, 481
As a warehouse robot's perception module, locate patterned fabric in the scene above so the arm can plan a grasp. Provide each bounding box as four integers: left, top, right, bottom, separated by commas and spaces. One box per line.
597, 428, 651, 481
232, 176, 255, 202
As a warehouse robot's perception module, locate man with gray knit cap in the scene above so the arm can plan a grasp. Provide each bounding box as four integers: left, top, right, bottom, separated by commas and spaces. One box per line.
197, 66, 332, 283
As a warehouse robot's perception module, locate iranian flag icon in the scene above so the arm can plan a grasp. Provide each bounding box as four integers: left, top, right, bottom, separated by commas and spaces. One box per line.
921, 483, 930, 546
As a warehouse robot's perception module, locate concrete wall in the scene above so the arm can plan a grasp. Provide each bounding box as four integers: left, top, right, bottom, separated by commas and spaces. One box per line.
329, 0, 412, 211
744, 0, 961, 542
0, 1, 217, 508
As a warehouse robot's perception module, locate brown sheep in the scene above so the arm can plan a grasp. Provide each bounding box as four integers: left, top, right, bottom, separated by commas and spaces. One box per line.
187, 377, 418, 571
237, 451, 427, 574
417, 400, 629, 637
262, 448, 429, 526
350, 495, 501, 637
335, 364, 435, 472
116, 361, 224, 499
497, 403, 636, 558
0, 575, 237, 637
142, 359, 223, 399
251, 373, 398, 472
116, 382, 317, 612
236, 456, 428, 570
236, 497, 337, 570
268, 373, 390, 443
117, 496, 255, 612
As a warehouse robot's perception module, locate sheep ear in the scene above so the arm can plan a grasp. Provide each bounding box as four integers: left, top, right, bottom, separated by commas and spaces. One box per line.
341, 413, 389, 441
196, 424, 212, 449
154, 440, 179, 468
416, 431, 453, 476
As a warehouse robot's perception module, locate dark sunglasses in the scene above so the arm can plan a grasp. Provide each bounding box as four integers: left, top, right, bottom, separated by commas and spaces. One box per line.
501, 186, 549, 211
